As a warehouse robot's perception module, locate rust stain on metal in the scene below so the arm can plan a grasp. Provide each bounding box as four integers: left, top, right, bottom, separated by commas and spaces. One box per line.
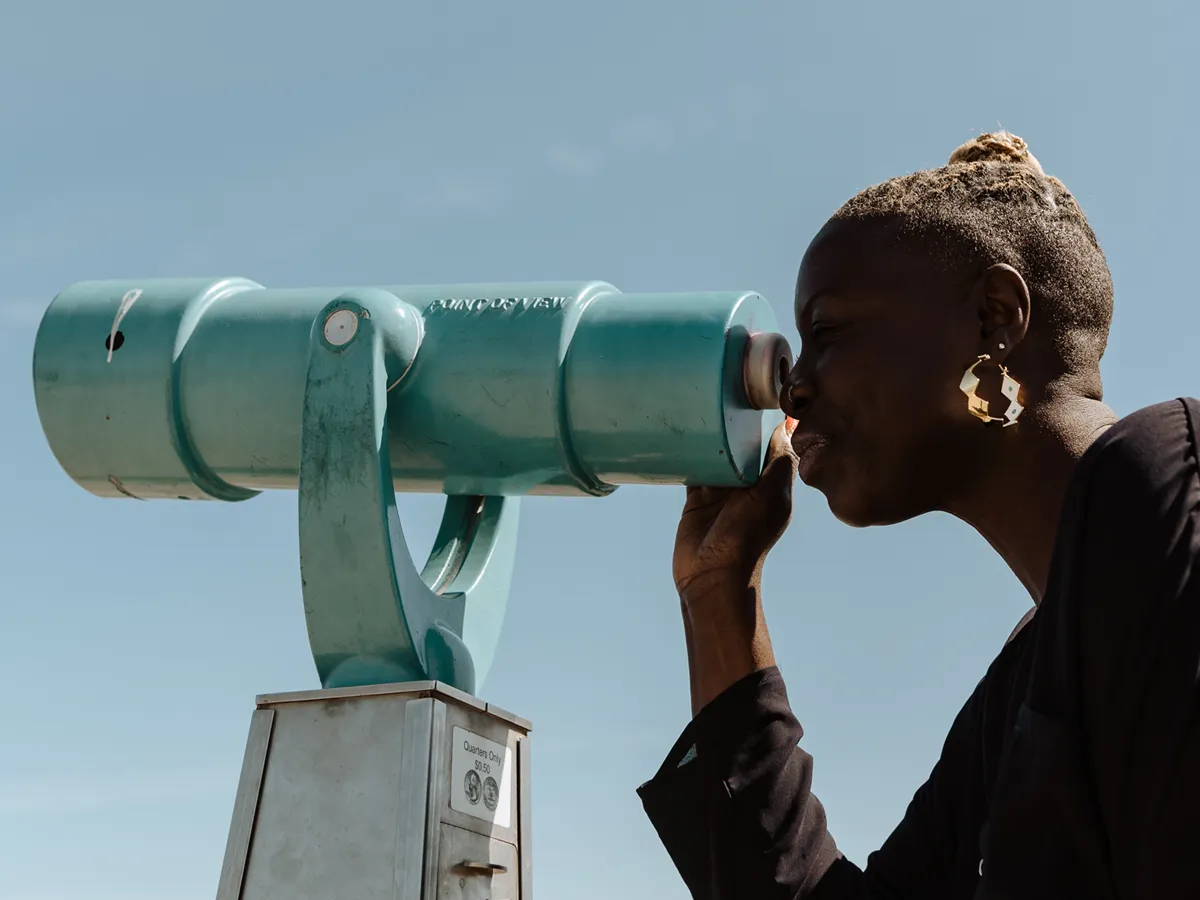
107, 474, 144, 500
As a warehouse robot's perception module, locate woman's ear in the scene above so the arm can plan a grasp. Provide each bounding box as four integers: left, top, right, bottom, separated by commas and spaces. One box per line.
974, 263, 1031, 357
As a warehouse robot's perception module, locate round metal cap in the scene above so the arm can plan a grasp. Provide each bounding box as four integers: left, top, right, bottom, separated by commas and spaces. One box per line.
323, 308, 359, 346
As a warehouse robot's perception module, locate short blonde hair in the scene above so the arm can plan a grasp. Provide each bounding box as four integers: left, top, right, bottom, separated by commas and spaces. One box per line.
832, 132, 1113, 372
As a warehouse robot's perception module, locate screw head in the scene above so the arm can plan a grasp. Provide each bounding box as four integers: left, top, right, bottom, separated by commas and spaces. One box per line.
323, 308, 359, 346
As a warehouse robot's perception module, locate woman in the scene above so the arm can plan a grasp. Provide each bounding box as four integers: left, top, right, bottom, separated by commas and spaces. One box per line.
638, 132, 1200, 899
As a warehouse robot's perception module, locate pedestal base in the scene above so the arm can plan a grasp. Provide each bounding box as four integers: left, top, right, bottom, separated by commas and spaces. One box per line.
215, 681, 532, 900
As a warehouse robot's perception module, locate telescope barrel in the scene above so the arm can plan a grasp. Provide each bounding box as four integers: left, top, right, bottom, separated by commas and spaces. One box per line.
33, 278, 791, 501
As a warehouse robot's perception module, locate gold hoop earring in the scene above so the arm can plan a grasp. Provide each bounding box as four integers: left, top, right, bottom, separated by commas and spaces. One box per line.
959, 354, 1024, 427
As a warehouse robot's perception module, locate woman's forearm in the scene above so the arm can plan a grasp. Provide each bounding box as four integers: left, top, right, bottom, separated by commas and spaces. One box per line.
681, 577, 778, 716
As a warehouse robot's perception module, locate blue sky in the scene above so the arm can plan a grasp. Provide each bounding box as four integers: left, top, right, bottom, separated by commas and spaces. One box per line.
1, 1, 1197, 898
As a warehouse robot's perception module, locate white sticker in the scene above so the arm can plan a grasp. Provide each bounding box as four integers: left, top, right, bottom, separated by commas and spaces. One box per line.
450, 726, 512, 828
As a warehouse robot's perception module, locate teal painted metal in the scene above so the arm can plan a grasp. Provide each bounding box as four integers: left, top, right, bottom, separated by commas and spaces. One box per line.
32, 278, 789, 692
298, 291, 517, 692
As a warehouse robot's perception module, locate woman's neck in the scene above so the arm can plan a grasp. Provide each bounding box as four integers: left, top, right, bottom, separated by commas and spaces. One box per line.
946, 389, 1117, 603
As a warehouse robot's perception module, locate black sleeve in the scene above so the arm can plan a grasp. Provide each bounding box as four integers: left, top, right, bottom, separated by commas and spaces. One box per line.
1069, 399, 1200, 898
638, 663, 993, 899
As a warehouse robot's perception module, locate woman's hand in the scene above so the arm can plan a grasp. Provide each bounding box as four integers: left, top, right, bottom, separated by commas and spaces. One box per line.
671, 420, 798, 714
673, 419, 799, 599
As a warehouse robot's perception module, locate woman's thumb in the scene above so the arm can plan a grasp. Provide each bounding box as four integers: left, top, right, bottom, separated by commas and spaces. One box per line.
757, 418, 799, 496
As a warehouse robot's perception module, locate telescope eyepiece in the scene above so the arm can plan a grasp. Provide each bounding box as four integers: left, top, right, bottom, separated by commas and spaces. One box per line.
743, 331, 793, 411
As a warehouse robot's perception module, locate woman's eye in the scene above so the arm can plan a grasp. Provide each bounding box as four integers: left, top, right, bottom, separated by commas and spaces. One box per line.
809, 323, 841, 344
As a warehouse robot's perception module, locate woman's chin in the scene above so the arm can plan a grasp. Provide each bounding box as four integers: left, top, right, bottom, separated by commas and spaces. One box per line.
827, 488, 923, 529
817, 476, 899, 529
827, 497, 878, 529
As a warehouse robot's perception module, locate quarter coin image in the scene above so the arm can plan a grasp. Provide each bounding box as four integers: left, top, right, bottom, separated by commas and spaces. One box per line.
464, 769, 482, 805
483, 776, 499, 812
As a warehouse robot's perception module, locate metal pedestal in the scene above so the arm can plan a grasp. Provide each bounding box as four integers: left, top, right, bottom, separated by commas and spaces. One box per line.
215, 681, 532, 900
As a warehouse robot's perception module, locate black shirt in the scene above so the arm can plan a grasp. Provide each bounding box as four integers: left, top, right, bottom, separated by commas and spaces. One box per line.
638, 398, 1200, 899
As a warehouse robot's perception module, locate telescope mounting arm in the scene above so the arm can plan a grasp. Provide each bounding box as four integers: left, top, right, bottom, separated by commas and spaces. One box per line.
298, 290, 520, 694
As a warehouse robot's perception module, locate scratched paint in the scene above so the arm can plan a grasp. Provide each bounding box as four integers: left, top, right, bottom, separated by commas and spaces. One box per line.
107, 474, 142, 499
106, 289, 143, 363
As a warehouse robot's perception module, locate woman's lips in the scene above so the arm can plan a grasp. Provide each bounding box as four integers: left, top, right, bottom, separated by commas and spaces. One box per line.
790, 432, 831, 483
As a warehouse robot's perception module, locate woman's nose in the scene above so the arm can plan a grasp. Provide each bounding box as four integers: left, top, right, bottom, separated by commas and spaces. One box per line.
779, 360, 815, 419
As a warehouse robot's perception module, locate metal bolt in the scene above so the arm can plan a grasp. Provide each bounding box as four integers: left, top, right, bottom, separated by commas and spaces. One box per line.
323, 308, 359, 346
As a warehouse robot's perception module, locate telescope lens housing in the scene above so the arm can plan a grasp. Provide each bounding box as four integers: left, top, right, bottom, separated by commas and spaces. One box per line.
32, 279, 792, 500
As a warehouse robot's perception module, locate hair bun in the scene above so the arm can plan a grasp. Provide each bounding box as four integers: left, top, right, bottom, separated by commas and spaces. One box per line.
948, 131, 1044, 174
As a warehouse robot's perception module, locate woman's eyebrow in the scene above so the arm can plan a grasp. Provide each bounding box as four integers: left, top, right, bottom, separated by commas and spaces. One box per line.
803, 292, 851, 321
